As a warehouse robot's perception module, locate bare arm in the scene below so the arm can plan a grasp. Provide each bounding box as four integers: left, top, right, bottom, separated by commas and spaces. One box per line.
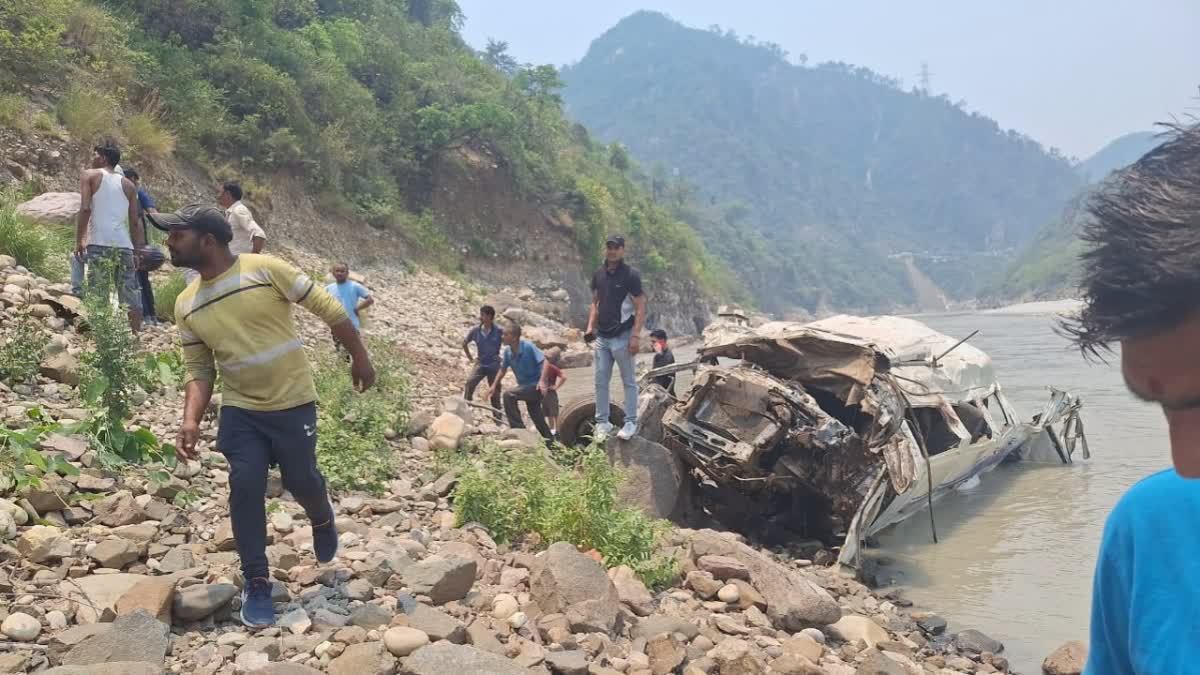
177, 379, 214, 460
628, 293, 647, 355
357, 296, 375, 311
123, 179, 144, 248
586, 290, 599, 336
487, 367, 509, 399
462, 333, 474, 361
251, 236, 265, 253
330, 319, 376, 391
76, 171, 93, 254
555, 368, 567, 390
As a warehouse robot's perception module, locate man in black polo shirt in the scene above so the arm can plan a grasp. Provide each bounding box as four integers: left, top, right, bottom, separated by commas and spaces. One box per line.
585, 234, 647, 441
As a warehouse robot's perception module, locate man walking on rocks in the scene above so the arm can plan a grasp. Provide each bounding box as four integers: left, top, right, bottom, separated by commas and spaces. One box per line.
488, 324, 554, 441
76, 142, 144, 332
150, 203, 375, 628
325, 263, 373, 351
585, 234, 646, 441
463, 305, 503, 424
1066, 123, 1200, 674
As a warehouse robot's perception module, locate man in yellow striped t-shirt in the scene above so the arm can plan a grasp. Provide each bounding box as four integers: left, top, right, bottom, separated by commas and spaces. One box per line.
149, 204, 375, 628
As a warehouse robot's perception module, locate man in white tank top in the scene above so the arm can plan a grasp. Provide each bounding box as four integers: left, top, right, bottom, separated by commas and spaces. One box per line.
76, 143, 145, 332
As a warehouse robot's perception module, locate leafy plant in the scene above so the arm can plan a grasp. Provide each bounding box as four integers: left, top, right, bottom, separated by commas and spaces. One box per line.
79, 255, 143, 437
0, 93, 28, 130
139, 348, 185, 390
0, 188, 71, 280
0, 310, 50, 385
0, 408, 80, 494
451, 442, 677, 586
57, 84, 118, 144
123, 111, 176, 160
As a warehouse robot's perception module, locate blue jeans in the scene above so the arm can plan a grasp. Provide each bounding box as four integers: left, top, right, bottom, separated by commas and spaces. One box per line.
70, 252, 84, 296
594, 330, 638, 426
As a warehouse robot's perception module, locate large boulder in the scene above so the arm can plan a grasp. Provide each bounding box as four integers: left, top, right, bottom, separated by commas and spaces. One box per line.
827, 615, 889, 649
608, 564, 655, 617
402, 643, 529, 675
523, 326, 568, 350
1043, 641, 1087, 675
40, 351, 81, 386
530, 541, 622, 634
93, 490, 145, 527
115, 576, 177, 623
686, 530, 841, 629
403, 556, 476, 605
17, 525, 73, 563
15, 192, 80, 226
607, 436, 685, 520
327, 641, 396, 675
953, 629, 1004, 655
428, 413, 466, 451
61, 573, 148, 624
60, 609, 169, 666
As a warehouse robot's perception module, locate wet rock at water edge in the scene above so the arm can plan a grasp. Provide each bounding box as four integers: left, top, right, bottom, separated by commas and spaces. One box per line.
1043, 640, 1087, 675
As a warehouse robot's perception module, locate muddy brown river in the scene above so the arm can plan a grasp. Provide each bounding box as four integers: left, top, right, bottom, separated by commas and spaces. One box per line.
560, 306, 1164, 673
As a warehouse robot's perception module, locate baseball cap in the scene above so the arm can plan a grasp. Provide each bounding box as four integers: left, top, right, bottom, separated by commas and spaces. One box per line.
650, 329, 668, 340
605, 234, 625, 247
147, 204, 233, 244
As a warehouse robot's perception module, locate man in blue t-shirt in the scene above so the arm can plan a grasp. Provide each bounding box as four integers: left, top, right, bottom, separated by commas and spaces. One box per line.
325, 264, 373, 350
487, 324, 552, 440
123, 168, 159, 323
1065, 123, 1200, 674
462, 305, 503, 424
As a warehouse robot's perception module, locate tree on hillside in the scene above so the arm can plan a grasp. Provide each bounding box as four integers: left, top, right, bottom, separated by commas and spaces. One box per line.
483, 38, 520, 76
608, 143, 630, 172
515, 64, 564, 110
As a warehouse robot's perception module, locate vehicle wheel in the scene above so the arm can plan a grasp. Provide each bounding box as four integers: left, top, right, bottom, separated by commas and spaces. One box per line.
557, 398, 625, 447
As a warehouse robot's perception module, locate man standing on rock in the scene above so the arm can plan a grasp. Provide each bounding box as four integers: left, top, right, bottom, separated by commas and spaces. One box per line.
585, 234, 646, 441
1065, 123, 1200, 673
149, 203, 375, 628
488, 324, 554, 441
462, 305, 504, 424
76, 142, 144, 332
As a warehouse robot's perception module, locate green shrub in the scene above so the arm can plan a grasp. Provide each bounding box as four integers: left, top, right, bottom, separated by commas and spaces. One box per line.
124, 112, 176, 160
0, 310, 49, 384
314, 338, 413, 493
451, 443, 678, 587
79, 255, 141, 424
152, 272, 187, 322
0, 93, 28, 130
58, 85, 118, 144
0, 189, 70, 280
32, 112, 56, 132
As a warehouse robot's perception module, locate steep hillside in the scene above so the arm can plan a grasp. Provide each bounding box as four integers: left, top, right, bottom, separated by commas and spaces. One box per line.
984, 131, 1164, 303
561, 11, 1083, 313
0, 0, 738, 334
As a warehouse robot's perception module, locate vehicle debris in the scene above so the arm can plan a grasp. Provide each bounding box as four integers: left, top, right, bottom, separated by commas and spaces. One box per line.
564, 314, 1088, 571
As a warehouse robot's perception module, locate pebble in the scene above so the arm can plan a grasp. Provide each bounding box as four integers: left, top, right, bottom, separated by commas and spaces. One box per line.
383, 626, 430, 656
0, 612, 40, 641
717, 584, 741, 604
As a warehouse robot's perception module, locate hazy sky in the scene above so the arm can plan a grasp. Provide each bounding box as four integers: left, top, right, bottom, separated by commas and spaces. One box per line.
458, 0, 1199, 159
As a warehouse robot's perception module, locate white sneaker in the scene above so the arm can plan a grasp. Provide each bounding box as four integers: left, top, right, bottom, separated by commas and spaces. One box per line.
616, 421, 638, 441
593, 422, 614, 442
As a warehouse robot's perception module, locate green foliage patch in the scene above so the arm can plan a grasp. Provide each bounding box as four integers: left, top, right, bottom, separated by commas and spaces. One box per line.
0, 310, 50, 385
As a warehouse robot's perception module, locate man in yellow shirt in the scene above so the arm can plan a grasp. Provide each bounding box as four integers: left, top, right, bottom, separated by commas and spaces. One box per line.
149, 204, 375, 628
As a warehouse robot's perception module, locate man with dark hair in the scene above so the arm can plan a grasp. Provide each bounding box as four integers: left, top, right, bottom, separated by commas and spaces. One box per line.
325, 263, 373, 352
585, 234, 646, 441
217, 181, 266, 255
1064, 123, 1200, 674
462, 305, 503, 423
123, 168, 160, 324
77, 142, 144, 332
149, 204, 375, 628
649, 328, 676, 396
487, 324, 553, 440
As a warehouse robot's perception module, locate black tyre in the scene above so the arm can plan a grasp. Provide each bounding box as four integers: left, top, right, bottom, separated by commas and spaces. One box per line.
557, 397, 625, 447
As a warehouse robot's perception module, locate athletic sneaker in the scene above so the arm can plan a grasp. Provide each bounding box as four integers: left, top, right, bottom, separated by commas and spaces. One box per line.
313, 497, 339, 564
240, 577, 275, 627
593, 421, 614, 443
616, 420, 638, 441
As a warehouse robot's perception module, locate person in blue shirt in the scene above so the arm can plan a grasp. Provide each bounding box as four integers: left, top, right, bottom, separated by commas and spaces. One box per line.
1064, 123, 1200, 674
462, 305, 503, 424
325, 263, 373, 350
487, 324, 553, 441
123, 168, 159, 323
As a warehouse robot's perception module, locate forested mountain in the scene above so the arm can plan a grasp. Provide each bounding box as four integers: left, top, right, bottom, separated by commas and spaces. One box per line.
0, 0, 743, 312
984, 131, 1164, 303
561, 11, 1083, 313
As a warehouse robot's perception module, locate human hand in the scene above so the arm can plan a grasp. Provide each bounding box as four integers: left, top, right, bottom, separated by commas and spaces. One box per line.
176, 422, 200, 461
584, 331, 596, 345
351, 356, 376, 392
628, 335, 640, 355
74, 244, 85, 260
538, 382, 548, 395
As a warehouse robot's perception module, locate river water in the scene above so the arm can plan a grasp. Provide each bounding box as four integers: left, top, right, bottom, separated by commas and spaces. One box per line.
560, 307, 1167, 673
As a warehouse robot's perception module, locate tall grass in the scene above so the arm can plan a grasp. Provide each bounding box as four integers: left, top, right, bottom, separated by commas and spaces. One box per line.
0, 93, 28, 130
124, 112, 176, 160
0, 189, 71, 280
152, 272, 186, 323
451, 443, 679, 587
57, 85, 118, 145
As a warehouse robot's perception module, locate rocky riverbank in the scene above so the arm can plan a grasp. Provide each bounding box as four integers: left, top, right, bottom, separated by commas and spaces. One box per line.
0, 250, 1089, 675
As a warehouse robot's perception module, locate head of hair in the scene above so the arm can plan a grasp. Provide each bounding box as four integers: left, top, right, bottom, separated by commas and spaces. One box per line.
222, 181, 243, 202
480, 305, 496, 318
507, 323, 522, 339
1063, 122, 1200, 358
123, 168, 140, 181
94, 143, 121, 168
